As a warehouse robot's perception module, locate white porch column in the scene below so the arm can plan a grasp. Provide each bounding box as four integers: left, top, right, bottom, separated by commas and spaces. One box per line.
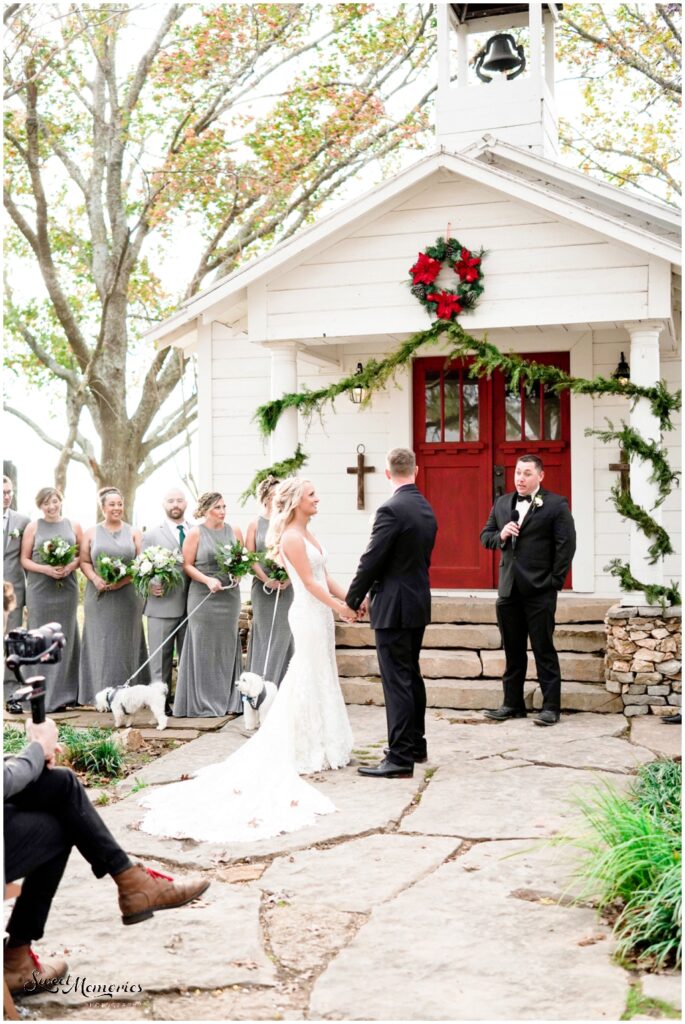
269, 344, 299, 462
623, 321, 665, 601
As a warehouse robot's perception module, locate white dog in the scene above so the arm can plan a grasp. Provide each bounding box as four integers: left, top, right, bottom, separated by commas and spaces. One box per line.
95, 681, 168, 731
237, 671, 277, 731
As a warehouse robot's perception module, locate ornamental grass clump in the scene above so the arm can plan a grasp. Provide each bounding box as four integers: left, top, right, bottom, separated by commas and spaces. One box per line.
58, 724, 124, 781
571, 759, 681, 970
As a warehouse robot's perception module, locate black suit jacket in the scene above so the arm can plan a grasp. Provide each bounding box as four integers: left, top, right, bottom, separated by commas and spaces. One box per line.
346, 484, 438, 630
480, 488, 576, 598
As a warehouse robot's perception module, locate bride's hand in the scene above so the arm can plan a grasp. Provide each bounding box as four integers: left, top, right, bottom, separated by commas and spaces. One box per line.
336, 599, 356, 623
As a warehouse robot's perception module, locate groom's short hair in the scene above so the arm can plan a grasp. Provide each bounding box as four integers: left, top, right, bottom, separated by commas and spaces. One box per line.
387, 447, 416, 478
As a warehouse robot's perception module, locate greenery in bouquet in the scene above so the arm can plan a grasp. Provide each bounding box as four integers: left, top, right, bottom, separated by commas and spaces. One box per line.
130, 546, 184, 598
39, 536, 78, 587
256, 553, 289, 584
94, 553, 132, 594
215, 541, 259, 583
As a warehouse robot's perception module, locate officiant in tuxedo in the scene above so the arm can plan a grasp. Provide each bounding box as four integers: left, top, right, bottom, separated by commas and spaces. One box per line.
480, 455, 576, 727
142, 489, 191, 705
345, 448, 437, 778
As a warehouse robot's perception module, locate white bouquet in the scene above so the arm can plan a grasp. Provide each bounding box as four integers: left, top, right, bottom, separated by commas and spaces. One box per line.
130, 545, 184, 598
215, 541, 259, 586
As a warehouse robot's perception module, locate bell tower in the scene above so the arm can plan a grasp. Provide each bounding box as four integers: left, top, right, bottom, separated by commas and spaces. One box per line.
437, 3, 561, 156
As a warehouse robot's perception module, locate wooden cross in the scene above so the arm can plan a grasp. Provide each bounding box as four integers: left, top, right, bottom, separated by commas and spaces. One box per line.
609, 444, 631, 494
347, 444, 375, 510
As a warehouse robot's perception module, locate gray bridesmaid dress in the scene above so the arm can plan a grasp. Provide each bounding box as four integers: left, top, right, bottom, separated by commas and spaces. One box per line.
246, 516, 294, 686
173, 523, 243, 718
26, 518, 80, 711
78, 522, 150, 704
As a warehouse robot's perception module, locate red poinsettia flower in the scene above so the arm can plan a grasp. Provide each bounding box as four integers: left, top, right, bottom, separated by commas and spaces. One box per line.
410, 252, 441, 285
427, 291, 463, 320
454, 248, 481, 283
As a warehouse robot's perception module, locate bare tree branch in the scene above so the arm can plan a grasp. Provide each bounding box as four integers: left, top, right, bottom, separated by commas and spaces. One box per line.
5, 402, 91, 467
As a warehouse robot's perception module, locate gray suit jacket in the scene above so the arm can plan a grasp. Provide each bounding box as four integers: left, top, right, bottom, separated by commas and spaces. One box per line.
142, 521, 190, 619
4, 741, 44, 800
4, 508, 30, 590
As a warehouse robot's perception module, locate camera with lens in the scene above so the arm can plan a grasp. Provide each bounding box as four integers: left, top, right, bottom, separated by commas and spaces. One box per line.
5, 623, 65, 665
4, 622, 65, 722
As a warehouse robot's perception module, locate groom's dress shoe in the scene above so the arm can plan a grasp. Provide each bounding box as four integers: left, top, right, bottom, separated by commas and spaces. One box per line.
383, 747, 427, 764
358, 758, 413, 779
483, 706, 527, 722
533, 709, 560, 727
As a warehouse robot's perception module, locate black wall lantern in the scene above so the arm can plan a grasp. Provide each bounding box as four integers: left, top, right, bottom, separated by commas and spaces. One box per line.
349, 362, 366, 405
612, 352, 631, 386
474, 32, 526, 83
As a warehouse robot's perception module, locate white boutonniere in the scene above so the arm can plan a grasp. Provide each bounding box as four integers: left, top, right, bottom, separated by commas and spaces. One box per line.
9, 528, 22, 540
533, 496, 544, 508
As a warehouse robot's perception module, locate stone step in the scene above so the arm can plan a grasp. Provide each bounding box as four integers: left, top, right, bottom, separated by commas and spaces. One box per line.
336, 648, 605, 684
340, 677, 621, 713
480, 650, 605, 684
335, 623, 502, 650
335, 621, 605, 654
429, 595, 614, 625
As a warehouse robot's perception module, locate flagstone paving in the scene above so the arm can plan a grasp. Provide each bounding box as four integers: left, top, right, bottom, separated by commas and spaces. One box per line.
15, 706, 681, 1021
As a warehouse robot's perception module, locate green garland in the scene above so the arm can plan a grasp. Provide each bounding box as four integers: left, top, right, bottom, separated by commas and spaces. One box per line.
586, 422, 680, 504
611, 486, 674, 564
246, 319, 681, 606
238, 443, 308, 506
605, 559, 681, 611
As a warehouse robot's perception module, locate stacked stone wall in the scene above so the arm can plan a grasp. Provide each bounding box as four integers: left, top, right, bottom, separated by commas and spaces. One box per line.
605, 605, 682, 717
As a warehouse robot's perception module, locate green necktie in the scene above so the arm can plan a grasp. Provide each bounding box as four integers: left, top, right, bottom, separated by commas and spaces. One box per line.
177, 525, 186, 547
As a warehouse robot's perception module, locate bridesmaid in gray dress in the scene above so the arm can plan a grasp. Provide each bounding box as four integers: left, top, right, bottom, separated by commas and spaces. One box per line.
174, 491, 243, 718
245, 476, 293, 687
78, 486, 150, 704
20, 486, 82, 711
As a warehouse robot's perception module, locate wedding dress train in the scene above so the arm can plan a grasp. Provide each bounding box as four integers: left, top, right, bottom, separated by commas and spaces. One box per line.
139, 538, 354, 841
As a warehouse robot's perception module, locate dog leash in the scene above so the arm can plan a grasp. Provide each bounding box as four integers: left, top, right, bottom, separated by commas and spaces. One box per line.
121, 585, 232, 687
261, 584, 281, 682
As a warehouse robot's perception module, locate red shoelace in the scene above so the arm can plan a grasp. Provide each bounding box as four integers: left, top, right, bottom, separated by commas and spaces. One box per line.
145, 867, 174, 882
28, 947, 43, 971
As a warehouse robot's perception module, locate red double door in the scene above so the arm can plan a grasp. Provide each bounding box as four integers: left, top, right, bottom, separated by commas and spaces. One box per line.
413, 353, 572, 589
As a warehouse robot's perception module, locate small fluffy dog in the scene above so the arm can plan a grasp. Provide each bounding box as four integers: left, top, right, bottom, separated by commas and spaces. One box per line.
237, 671, 277, 731
95, 681, 168, 731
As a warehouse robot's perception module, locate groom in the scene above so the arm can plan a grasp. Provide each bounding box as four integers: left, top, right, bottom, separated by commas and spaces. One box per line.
344, 448, 437, 778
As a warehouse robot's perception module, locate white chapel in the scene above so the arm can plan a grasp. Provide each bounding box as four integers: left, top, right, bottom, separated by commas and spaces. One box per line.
147, 3, 681, 709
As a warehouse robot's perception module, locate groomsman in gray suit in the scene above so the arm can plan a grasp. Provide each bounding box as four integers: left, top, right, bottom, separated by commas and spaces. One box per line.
4, 475, 31, 687
142, 489, 191, 704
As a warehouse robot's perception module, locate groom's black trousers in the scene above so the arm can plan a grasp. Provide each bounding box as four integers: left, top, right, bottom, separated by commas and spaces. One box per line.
375, 626, 427, 767
4, 767, 131, 943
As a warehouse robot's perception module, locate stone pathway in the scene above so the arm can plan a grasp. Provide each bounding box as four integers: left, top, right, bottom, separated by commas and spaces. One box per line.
14, 707, 681, 1021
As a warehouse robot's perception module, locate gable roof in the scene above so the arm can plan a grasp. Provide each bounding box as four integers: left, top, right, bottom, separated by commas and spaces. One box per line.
146, 138, 681, 348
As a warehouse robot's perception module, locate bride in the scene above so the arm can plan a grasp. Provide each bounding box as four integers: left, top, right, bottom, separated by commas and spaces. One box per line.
139, 478, 355, 842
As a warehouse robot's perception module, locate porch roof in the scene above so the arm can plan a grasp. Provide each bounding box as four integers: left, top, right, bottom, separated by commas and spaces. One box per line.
145, 139, 681, 350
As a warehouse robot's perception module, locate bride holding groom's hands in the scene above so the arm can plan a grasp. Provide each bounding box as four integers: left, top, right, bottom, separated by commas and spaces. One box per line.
140, 448, 436, 841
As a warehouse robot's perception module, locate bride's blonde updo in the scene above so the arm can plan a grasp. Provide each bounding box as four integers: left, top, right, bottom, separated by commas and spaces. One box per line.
266, 477, 310, 551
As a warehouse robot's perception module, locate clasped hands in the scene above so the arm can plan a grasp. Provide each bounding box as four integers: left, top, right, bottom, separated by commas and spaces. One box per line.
337, 597, 368, 624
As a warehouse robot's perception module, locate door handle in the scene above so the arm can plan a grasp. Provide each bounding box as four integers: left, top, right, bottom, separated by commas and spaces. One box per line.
493, 464, 505, 499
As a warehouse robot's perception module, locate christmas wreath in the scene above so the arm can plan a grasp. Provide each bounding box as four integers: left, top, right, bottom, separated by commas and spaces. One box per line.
409, 235, 485, 321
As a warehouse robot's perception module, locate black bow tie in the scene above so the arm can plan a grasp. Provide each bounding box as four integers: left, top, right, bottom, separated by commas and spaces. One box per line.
516, 494, 533, 504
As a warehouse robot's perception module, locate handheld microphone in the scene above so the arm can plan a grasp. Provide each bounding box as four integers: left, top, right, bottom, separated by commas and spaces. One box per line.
510, 508, 520, 549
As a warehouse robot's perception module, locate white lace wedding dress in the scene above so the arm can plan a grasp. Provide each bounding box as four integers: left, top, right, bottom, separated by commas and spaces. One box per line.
139, 538, 354, 841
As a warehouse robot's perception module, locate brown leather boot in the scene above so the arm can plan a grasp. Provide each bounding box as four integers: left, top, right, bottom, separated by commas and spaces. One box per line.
114, 864, 210, 925
4, 944, 68, 995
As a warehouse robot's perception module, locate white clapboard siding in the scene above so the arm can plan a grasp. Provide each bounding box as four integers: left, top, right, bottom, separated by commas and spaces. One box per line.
274, 243, 645, 291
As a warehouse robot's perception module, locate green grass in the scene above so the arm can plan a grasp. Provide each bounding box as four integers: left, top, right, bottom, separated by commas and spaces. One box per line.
130, 776, 148, 793
621, 982, 681, 1020
3, 724, 26, 755
58, 724, 125, 780
4, 722, 125, 782
569, 759, 681, 970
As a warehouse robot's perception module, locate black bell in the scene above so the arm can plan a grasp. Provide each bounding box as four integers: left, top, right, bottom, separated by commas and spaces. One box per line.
475, 33, 526, 83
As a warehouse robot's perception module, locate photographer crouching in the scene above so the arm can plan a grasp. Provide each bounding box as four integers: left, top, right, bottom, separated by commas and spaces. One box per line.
3, 591, 210, 997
